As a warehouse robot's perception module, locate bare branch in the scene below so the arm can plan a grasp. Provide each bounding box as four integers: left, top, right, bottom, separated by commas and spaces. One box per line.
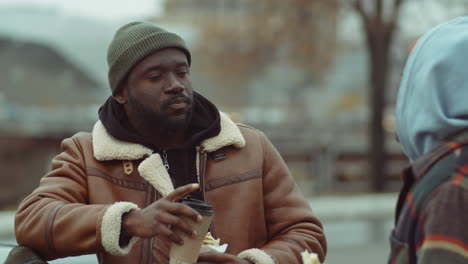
390, 0, 405, 23
376, 0, 383, 20
394, 0, 405, 9
351, 0, 364, 14
352, 0, 370, 25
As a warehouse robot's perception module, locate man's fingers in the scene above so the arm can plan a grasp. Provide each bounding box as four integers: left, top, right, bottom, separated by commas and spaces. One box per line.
157, 212, 196, 237
165, 183, 200, 202
169, 202, 202, 222
168, 231, 184, 245
158, 224, 183, 245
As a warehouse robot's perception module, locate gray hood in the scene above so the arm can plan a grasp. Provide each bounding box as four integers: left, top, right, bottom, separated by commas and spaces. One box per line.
396, 16, 468, 162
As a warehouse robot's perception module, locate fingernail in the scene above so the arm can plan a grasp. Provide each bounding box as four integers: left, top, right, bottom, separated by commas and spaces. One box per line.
197, 215, 202, 222
192, 183, 199, 188
192, 231, 197, 238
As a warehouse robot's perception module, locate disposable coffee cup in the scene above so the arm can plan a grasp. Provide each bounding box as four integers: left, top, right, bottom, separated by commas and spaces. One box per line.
169, 196, 214, 264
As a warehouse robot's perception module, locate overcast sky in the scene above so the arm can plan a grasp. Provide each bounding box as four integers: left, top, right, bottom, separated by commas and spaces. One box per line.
0, 0, 164, 21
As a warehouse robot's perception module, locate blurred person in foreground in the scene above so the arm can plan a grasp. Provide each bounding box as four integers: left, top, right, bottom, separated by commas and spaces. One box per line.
390, 16, 468, 264
13, 22, 326, 264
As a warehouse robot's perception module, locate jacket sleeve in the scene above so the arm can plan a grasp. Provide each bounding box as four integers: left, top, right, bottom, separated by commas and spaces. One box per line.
15, 136, 140, 260
238, 132, 326, 264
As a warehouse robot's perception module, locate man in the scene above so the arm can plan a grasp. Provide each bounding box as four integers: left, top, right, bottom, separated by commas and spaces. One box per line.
389, 17, 468, 264
15, 22, 326, 264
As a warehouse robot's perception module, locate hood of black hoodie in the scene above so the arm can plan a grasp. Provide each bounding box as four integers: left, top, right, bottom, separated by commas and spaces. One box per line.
98, 92, 221, 151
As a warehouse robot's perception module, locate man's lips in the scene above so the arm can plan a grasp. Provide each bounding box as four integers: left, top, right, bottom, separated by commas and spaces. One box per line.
168, 97, 189, 110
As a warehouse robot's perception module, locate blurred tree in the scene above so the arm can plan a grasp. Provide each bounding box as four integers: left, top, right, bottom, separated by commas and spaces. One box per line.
191, 0, 339, 109
350, 0, 405, 191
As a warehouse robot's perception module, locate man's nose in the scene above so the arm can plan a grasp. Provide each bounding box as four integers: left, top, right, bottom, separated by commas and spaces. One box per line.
164, 74, 185, 94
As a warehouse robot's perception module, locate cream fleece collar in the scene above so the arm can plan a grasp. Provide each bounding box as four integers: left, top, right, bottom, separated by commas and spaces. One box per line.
92, 112, 245, 161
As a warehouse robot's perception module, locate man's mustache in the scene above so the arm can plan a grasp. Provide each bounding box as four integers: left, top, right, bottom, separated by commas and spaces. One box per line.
161, 94, 192, 109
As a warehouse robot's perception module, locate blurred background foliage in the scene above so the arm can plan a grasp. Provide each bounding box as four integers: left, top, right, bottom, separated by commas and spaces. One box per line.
0, 0, 468, 208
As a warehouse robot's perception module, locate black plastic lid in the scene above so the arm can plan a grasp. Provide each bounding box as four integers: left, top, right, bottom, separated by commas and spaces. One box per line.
180, 196, 214, 216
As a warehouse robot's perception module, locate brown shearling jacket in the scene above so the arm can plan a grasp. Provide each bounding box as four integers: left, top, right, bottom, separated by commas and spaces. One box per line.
15, 113, 326, 264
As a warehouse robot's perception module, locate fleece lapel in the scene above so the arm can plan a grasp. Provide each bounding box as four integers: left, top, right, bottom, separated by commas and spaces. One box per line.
200, 112, 246, 152
92, 121, 174, 196
138, 154, 174, 197
91, 112, 245, 197
92, 121, 152, 161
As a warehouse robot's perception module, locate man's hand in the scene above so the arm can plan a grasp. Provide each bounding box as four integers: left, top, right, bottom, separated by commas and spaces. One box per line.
197, 252, 254, 264
122, 183, 202, 245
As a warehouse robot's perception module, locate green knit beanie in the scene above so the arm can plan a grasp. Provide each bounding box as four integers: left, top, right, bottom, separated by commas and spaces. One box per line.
107, 21, 191, 93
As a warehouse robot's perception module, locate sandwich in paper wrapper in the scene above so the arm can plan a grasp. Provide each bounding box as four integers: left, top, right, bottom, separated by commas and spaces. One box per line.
200, 234, 320, 264
301, 250, 320, 264
199, 232, 228, 254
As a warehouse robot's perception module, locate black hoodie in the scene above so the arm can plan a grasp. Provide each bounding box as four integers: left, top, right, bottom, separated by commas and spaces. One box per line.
98, 92, 221, 200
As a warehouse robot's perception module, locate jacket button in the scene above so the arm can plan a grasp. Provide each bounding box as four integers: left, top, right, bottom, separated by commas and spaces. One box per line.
123, 161, 133, 175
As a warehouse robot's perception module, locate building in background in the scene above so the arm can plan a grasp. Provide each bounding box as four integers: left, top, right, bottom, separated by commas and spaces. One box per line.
0, 7, 114, 207
1, 2, 466, 207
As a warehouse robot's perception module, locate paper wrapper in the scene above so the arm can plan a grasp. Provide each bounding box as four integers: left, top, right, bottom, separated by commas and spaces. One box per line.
199, 232, 228, 254
301, 250, 320, 264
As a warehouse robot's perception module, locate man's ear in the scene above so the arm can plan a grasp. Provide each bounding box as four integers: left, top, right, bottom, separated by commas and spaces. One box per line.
113, 82, 128, 104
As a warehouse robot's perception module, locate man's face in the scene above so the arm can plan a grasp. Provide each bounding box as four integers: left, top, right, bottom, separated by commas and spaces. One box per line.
119, 48, 194, 132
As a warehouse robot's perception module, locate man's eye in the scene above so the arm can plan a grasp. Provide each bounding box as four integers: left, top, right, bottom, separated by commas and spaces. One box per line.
148, 75, 161, 80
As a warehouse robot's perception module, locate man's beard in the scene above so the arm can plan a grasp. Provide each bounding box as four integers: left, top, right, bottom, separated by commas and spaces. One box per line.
127, 93, 193, 136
